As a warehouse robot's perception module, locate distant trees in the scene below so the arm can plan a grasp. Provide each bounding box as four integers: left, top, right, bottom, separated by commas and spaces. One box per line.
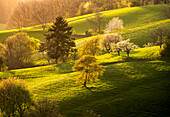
86, 13, 105, 34
160, 34, 170, 57
0, 78, 33, 117
1, 32, 36, 69
45, 17, 76, 64
150, 26, 169, 48
117, 39, 139, 57
100, 33, 122, 53
105, 17, 124, 33
72, 55, 106, 87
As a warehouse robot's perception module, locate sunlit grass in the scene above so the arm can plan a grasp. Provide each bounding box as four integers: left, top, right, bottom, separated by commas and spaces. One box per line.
0, 46, 169, 116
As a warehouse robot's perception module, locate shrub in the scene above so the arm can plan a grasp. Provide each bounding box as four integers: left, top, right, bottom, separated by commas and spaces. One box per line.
105, 17, 123, 33
143, 42, 154, 47
162, 6, 170, 19
0, 56, 7, 71
0, 78, 33, 117
26, 98, 62, 117
130, 0, 141, 7
81, 110, 100, 117
160, 38, 170, 57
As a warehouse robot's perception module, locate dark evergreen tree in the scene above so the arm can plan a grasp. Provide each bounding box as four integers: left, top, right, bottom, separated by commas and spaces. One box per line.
45, 17, 76, 64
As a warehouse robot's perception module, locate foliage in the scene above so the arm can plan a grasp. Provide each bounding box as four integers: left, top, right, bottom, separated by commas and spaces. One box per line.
0, 56, 7, 71
86, 13, 105, 34
2, 32, 35, 69
150, 26, 169, 48
100, 33, 122, 52
26, 97, 62, 117
30, 37, 40, 50
72, 55, 106, 87
162, 6, 170, 19
81, 110, 100, 117
79, 36, 101, 56
45, 17, 76, 64
160, 37, 170, 57
117, 39, 139, 57
110, 43, 122, 56
105, 17, 123, 33
130, 0, 141, 7
0, 78, 33, 117
143, 42, 154, 47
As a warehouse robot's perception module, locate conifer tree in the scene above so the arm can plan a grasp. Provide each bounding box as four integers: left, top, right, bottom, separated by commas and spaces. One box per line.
45, 17, 76, 64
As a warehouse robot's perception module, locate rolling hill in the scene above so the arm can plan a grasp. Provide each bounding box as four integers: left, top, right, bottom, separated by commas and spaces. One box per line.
0, 46, 170, 117
0, 4, 170, 47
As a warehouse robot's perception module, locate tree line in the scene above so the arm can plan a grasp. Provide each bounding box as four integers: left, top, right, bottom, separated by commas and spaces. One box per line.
5, 0, 169, 30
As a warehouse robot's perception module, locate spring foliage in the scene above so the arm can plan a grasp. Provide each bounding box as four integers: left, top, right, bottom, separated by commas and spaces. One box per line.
72, 55, 106, 87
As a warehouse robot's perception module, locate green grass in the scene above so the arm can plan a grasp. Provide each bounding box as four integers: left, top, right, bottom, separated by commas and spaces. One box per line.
0, 46, 170, 117
0, 4, 169, 45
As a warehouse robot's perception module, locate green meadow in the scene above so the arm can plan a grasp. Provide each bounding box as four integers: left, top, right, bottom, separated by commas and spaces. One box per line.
0, 46, 170, 117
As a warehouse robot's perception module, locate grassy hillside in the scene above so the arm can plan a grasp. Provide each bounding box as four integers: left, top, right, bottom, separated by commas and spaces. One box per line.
1, 46, 170, 117
0, 4, 170, 46
0, 24, 5, 31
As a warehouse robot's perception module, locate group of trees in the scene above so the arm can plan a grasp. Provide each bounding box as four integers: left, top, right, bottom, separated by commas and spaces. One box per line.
6, 0, 169, 30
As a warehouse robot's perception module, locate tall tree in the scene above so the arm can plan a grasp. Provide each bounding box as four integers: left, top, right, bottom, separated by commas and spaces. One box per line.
45, 17, 76, 64
72, 55, 106, 87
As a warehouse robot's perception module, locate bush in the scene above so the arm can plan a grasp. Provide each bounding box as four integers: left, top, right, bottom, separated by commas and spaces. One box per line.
130, 0, 140, 7
26, 98, 62, 117
0, 78, 33, 117
81, 110, 100, 117
2, 32, 35, 69
105, 17, 123, 33
0, 56, 7, 71
162, 6, 170, 19
160, 38, 170, 57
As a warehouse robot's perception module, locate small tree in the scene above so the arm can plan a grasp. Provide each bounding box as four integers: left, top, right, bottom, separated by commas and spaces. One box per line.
80, 36, 101, 56
117, 39, 139, 57
105, 17, 123, 33
26, 98, 62, 117
160, 35, 170, 57
45, 17, 76, 64
111, 43, 122, 56
86, 13, 105, 34
72, 55, 106, 87
100, 33, 122, 53
150, 26, 169, 48
0, 78, 33, 117
2, 32, 35, 69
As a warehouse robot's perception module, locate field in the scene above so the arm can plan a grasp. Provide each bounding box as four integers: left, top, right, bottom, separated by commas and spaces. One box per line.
0, 4, 170, 47
0, 46, 170, 117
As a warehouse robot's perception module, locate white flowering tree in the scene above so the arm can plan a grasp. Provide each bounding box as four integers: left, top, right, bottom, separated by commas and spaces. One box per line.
117, 39, 139, 57
105, 17, 124, 33
100, 33, 122, 52
111, 43, 122, 56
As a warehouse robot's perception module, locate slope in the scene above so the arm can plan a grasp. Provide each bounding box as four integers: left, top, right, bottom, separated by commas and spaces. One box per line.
0, 46, 170, 117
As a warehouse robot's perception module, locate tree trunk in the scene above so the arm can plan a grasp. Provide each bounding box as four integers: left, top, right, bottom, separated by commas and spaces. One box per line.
127, 51, 130, 57
84, 71, 88, 87
42, 25, 46, 33
55, 59, 58, 64
118, 51, 120, 56
160, 45, 162, 49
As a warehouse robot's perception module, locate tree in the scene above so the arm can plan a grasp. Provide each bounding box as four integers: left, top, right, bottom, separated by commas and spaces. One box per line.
0, 78, 33, 117
160, 34, 170, 57
100, 33, 122, 53
2, 32, 35, 69
105, 17, 124, 33
26, 98, 62, 117
80, 36, 101, 56
150, 26, 169, 48
111, 43, 122, 56
72, 55, 106, 87
0, 56, 7, 71
117, 39, 139, 57
86, 13, 105, 34
45, 17, 76, 64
